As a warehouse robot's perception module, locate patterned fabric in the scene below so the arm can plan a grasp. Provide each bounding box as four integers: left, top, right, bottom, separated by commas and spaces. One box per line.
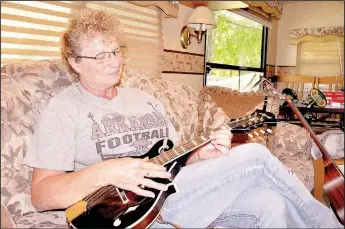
1, 59, 199, 227
120, 67, 199, 142
1, 59, 78, 218
196, 86, 280, 135
14, 211, 67, 228
196, 86, 314, 190
278, 157, 314, 191
290, 26, 344, 39
267, 122, 314, 190
267, 122, 313, 161
196, 93, 230, 135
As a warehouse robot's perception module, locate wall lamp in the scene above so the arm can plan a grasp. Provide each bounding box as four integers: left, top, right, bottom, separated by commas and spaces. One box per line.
180, 6, 216, 49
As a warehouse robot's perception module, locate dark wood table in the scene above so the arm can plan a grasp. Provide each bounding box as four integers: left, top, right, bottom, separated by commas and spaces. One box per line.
278, 103, 344, 130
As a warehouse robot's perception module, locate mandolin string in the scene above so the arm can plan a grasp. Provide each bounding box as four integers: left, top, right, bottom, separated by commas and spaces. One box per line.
84, 185, 110, 202
83, 114, 261, 203
148, 117, 256, 166
85, 185, 116, 202
89, 185, 120, 203
148, 131, 211, 166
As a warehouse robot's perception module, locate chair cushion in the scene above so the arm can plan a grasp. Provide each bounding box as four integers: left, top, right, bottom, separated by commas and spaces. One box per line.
1, 59, 78, 217
14, 211, 67, 228
120, 67, 199, 141
267, 122, 313, 160
1, 60, 199, 219
267, 122, 314, 190
196, 86, 280, 138
278, 157, 314, 191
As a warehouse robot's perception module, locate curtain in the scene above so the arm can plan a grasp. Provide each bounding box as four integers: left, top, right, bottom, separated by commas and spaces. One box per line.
297, 40, 344, 77
1, 1, 83, 66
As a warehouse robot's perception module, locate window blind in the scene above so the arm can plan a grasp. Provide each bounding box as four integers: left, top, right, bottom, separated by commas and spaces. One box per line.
297, 40, 344, 77
1, 1, 84, 66
1, 1, 164, 78
86, 1, 164, 78
231, 8, 272, 28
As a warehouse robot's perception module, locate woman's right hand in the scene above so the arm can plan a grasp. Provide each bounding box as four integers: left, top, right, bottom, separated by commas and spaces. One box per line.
93, 157, 171, 198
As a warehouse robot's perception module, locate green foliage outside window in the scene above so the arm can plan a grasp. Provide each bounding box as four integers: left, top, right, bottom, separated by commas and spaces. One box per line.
206, 10, 263, 78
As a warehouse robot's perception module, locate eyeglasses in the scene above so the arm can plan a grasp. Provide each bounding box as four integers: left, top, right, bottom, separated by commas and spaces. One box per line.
75, 45, 127, 64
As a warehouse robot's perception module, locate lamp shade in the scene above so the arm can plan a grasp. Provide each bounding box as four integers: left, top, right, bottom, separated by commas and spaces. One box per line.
187, 6, 216, 30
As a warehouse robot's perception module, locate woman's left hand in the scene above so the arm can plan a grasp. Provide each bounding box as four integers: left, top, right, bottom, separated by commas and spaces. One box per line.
186, 127, 232, 165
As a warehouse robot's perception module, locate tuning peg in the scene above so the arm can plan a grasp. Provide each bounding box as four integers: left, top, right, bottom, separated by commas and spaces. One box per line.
266, 128, 272, 133
253, 131, 259, 136
259, 129, 265, 134
248, 133, 254, 139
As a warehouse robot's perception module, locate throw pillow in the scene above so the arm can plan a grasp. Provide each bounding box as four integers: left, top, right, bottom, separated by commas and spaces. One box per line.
267, 122, 313, 160
196, 86, 279, 146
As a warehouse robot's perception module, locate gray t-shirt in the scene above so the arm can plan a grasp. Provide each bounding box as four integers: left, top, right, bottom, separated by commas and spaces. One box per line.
24, 83, 180, 171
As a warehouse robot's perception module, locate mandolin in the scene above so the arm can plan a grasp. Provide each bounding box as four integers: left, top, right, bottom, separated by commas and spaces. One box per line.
65, 110, 277, 228
262, 79, 344, 225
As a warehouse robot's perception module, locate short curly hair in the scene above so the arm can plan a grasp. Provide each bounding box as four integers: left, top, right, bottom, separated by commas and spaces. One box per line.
61, 9, 125, 75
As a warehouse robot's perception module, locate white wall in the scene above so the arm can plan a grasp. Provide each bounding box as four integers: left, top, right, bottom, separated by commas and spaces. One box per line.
161, 5, 205, 93
276, 1, 344, 66
162, 5, 205, 54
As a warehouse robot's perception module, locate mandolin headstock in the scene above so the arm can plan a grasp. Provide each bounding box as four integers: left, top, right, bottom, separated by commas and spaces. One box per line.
226, 109, 277, 133
247, 126, 274, 139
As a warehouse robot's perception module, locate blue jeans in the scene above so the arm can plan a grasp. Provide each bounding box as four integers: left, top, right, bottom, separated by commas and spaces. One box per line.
151, 143, 342, 228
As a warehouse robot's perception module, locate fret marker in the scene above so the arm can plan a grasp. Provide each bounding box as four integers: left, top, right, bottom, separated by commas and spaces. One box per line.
116, 188, 129, 204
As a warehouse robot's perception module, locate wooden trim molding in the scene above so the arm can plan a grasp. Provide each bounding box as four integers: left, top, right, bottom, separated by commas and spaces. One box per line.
245, 1, 282, 19
129, 1, 178, 18
179, 1, 206, 9
162, 71, 203, 75
163, 49, 204, 56
289, 26, 344, 45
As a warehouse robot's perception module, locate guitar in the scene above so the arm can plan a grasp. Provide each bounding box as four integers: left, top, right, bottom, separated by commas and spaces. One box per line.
262, 79, 344, 225
65, 110, 277, 228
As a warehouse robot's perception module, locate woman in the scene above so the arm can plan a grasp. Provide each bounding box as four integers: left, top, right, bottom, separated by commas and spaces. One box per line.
24, 9, 341, 228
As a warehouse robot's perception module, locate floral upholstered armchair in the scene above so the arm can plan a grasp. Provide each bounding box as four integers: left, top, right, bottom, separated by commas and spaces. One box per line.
1, 59, 199, 228
1, 59, 325, 228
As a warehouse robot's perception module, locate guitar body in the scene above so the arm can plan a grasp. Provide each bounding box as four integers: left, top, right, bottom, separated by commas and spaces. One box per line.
262, 79, 344, 225
69, 139, 184, 228
323, 160, 344, 224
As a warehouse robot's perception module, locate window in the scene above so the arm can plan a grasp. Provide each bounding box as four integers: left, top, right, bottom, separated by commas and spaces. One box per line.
205, 10, 268, 92
1, 1, 164, 78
